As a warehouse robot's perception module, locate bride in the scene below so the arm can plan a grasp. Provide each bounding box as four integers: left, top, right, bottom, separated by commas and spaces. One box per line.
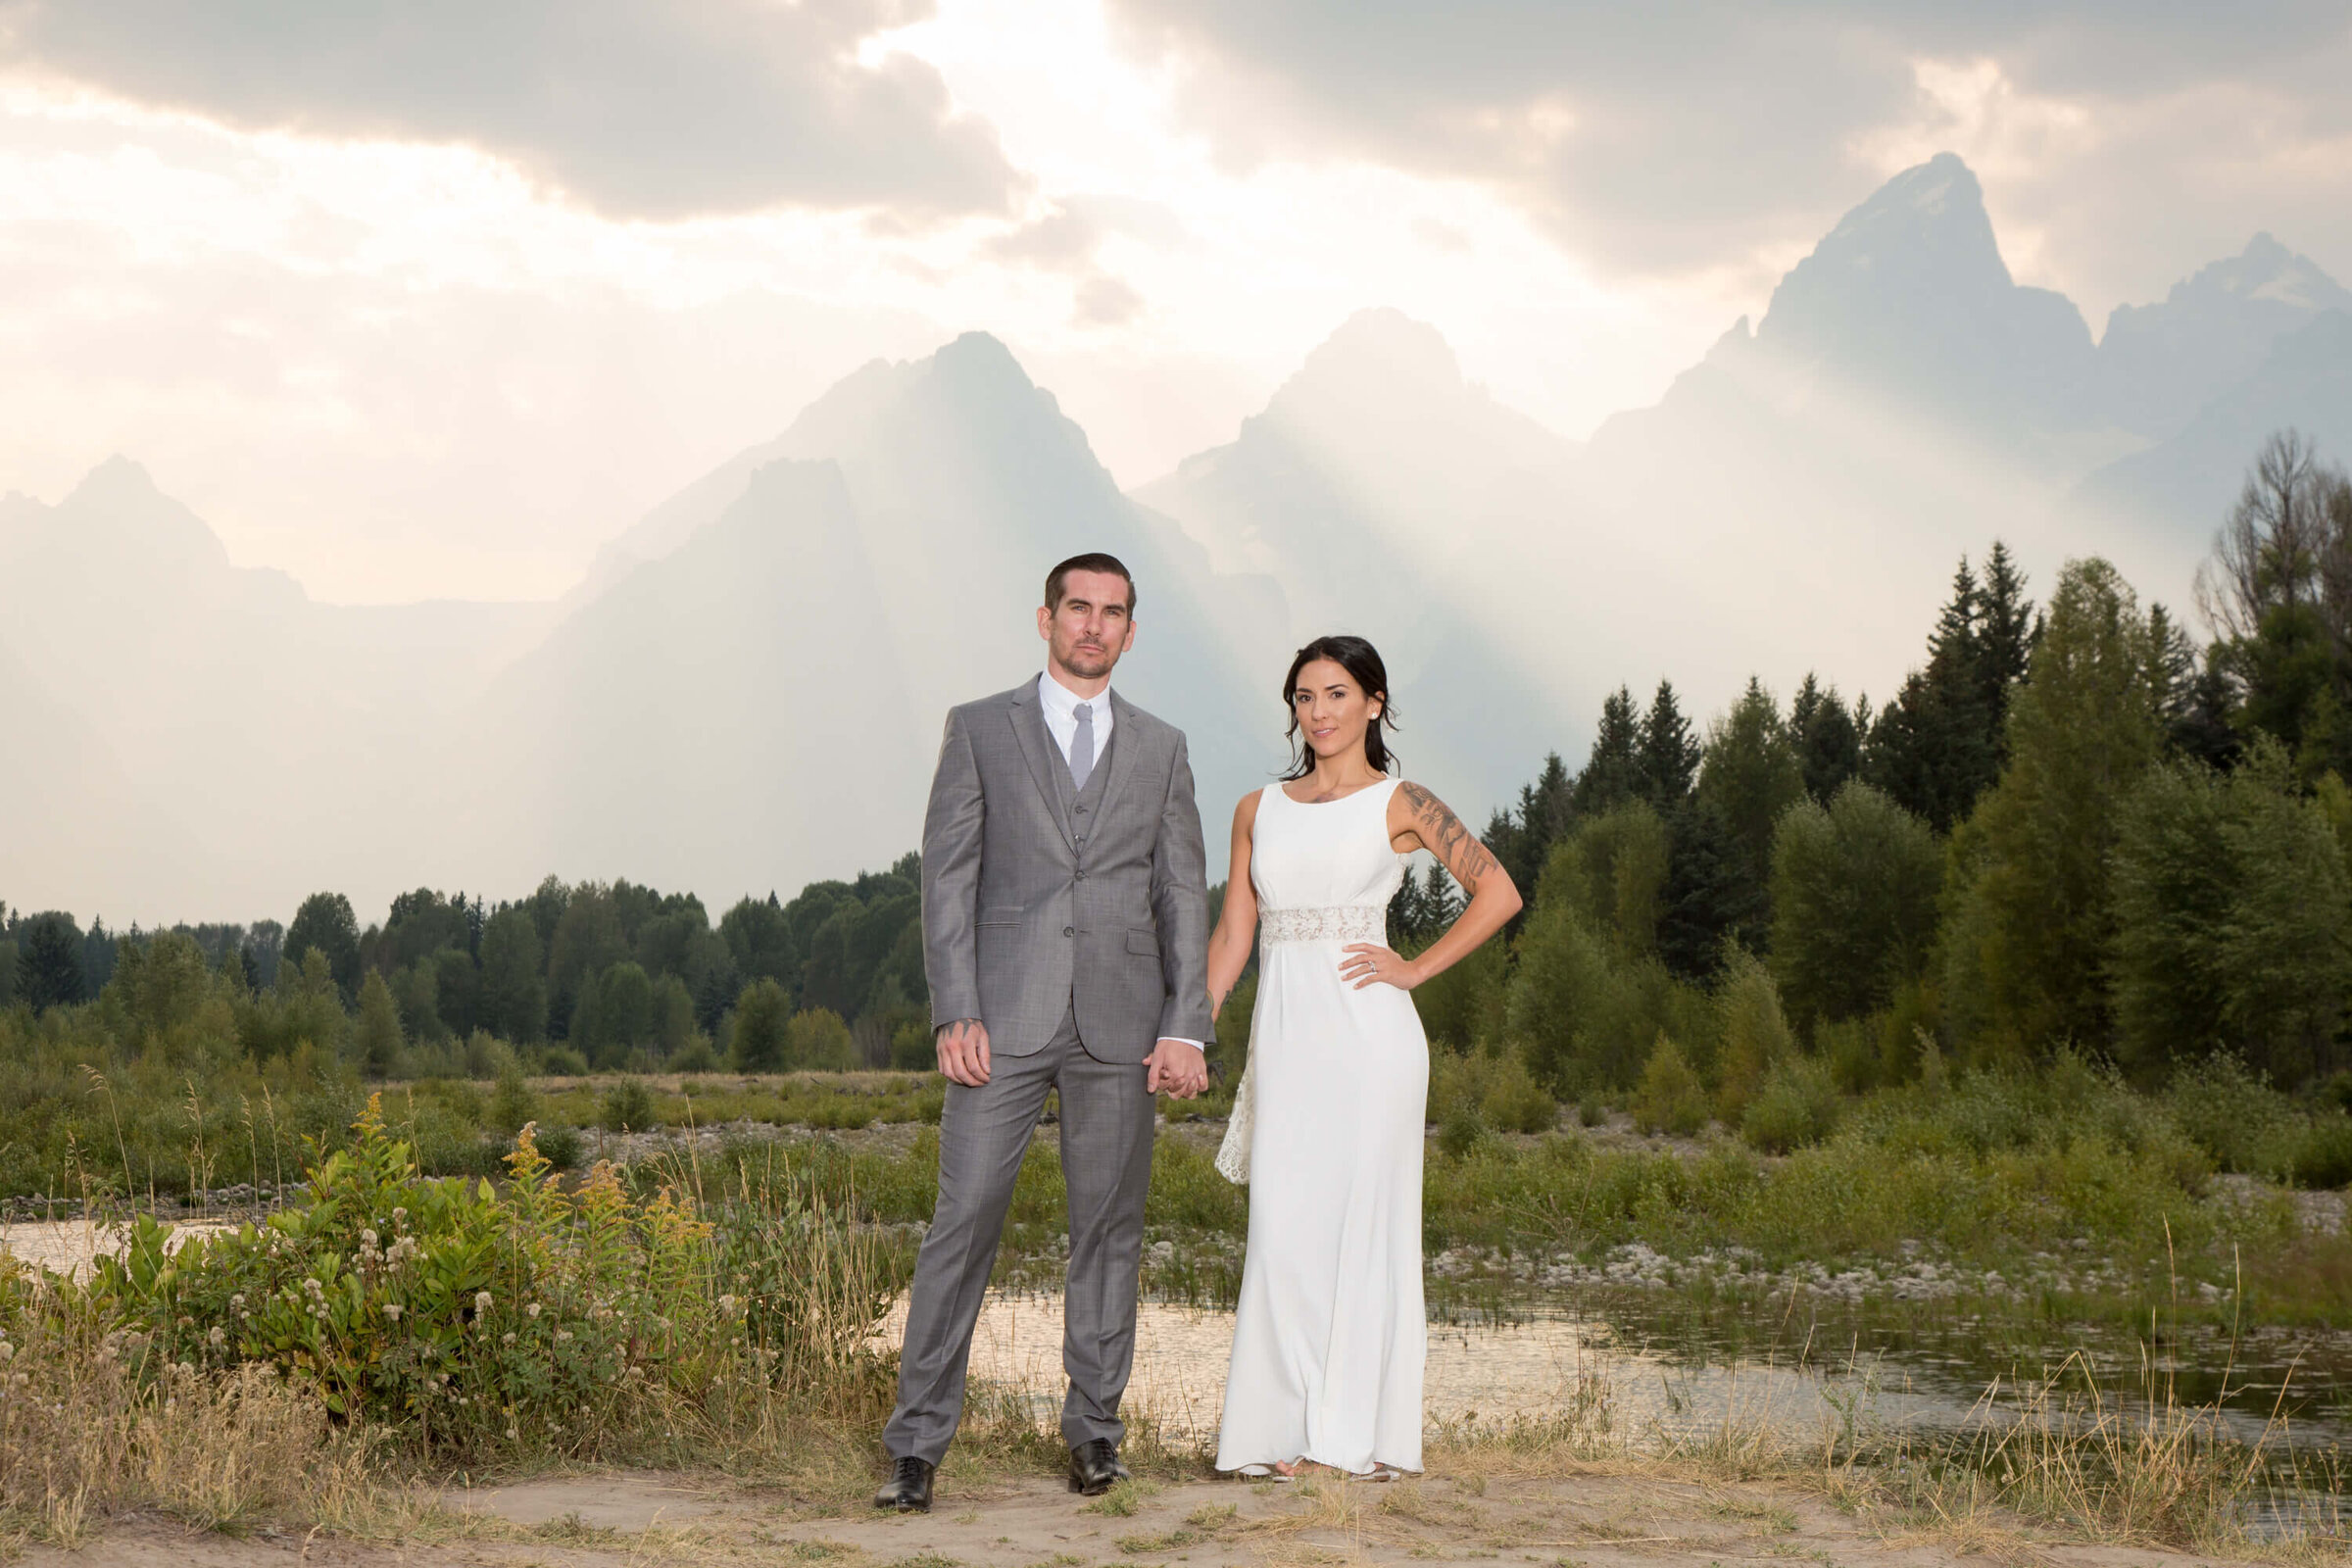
1206, 634, 1522, 1479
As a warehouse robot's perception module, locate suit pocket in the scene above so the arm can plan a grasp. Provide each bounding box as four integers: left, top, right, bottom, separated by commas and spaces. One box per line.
977, 906, 1020, 927
1125, 929, 1160, 957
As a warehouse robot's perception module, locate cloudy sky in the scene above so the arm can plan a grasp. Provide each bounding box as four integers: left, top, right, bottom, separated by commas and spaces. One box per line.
3, 0, 2349, 604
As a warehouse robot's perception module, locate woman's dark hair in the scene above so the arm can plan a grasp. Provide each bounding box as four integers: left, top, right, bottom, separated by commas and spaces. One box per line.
1280, 634, 1398, 780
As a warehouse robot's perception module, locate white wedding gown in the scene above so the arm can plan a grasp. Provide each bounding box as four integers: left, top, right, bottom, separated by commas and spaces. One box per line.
1215, 778, 1428, 1476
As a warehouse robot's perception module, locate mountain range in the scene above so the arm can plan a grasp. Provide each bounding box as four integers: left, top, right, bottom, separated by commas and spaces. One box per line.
5, 151, 2348, 924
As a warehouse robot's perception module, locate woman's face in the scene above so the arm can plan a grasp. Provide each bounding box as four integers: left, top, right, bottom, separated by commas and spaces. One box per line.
1291, 658, 1385, 763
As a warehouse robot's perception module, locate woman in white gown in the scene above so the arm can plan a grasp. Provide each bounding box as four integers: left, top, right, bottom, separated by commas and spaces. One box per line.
1208, 635, 1522, 1479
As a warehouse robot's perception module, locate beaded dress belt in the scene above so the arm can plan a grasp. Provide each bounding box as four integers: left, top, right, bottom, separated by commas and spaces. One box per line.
1259, 905, 1387, 945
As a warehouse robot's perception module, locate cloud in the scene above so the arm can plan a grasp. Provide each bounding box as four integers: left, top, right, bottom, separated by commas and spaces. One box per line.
983, 193, 1188, 271
1072, 273, 1145, 327
0, 0, 1024, 221
1102, 2, 2352, 279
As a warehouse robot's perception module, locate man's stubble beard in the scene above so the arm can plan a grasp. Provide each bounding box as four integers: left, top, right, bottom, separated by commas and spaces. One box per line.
1058, 640, 1118, 680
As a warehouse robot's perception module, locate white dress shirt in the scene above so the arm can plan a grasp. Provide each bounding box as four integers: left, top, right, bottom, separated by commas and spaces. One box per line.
1037, 668, 1201, 1054
1037, 668, 1113, 761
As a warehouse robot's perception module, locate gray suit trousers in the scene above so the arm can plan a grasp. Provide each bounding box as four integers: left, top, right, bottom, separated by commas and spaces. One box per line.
883, 1007, 1155, 1463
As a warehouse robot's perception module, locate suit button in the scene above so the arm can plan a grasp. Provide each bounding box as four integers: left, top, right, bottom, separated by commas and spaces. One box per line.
1074, 805, 1088, 814
1074, 869, 1088, 880
1063, 926, 1075, 938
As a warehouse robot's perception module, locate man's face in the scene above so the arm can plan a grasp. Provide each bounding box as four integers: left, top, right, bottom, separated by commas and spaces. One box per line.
1037, 568, 1136, 681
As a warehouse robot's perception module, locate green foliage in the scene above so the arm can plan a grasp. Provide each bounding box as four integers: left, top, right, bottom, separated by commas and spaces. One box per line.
1505, 902, 1708, 1096
1788, 672, 1862, 803
356, 970, 405, 1078
1740, 1054, 1841, 1153
731, 980, 792, 1071
1409, 934, 1505, 1051
785, 1007, 858, 1072
1632, 1033, 1709, 1137
1430, 1048, 1557, 1153
1942, 558, 2161, 1061
599, 1079, 659, 1133
18, 910, 87, 1010
476, 908, 546, 1046
1712, 948, 1795, 1124
889, 1021, 935, 1071
1696, 678, 1805, 913
1769, 779, 1941, 1035
283, 893, 362, 1001
1534, 802, 1669, 960
488, 1065, 537, 1137
2108, 741, 2352, 1082
2160, 1054, 2311, 1179
67, 1101, 902, 1453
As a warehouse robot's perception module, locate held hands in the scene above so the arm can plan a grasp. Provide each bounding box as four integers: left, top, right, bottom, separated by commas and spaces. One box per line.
1340, 943, 1424, 992
1146, 1039, 1209, 1099
935, 1018, 992, 1086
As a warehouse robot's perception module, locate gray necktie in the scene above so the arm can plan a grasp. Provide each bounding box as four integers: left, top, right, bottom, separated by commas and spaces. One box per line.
1068, 700, 1096, 792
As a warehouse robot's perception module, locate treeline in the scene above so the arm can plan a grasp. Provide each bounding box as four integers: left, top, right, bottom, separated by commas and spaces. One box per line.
0, 856, 930, 1078
1443, 430, 2352, 1129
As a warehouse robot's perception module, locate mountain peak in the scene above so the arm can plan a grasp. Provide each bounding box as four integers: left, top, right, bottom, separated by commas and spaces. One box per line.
1772, 154, 2007, 318
933, 329, 1031, 386
2180, 232, 2352, 315
1741, 153, 2091, 426
66, 454, 163, 507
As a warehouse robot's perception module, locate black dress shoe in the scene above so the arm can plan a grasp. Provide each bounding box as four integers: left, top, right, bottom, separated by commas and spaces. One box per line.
874, 1454, 935, 1512
1067, 1438, 1130, 1495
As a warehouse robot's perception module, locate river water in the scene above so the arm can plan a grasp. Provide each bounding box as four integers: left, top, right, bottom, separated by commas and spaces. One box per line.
884, 1286, 2350, 1453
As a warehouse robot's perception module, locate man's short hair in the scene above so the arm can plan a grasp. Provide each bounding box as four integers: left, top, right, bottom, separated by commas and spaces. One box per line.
1045, 553, 1136, 614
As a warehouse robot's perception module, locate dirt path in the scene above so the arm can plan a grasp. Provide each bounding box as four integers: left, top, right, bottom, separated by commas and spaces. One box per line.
17, 1464, 2289, 1567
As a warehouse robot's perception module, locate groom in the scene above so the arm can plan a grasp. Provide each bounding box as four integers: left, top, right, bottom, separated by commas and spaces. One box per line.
875, 553, 1215, 1513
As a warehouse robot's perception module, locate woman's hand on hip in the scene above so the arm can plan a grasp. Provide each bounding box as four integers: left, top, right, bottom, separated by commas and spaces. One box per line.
1340, 944, 1423, 991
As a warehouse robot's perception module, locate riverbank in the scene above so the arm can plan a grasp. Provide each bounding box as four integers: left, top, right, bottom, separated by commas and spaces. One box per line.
10, 1420, 2343, 1568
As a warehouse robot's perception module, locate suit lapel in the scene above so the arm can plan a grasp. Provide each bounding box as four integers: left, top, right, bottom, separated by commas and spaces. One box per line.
1006, 682, 1079, 853
1098, 691, 1141, 819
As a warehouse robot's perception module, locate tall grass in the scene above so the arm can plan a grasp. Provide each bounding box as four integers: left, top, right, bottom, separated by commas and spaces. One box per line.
0, 1097, 909, 1541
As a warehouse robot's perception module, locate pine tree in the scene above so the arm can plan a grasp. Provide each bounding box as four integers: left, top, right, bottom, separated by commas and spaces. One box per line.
1485, 752, 1572, 903
1788, 672, 1861, 802
1942, 558, 2160, 1056
1637, 680, 1701, 808
1696, 677, 1805, 910
18, 911, 85, 1011
1572, 688, 1643, 815
1977, 541, 2038, 718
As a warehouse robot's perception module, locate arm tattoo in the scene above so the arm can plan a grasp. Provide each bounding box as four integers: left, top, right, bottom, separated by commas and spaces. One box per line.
1398, 782, 1498, 889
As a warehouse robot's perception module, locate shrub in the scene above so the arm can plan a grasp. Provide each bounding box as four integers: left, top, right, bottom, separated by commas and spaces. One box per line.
1713, 950, 1794, 1123
1429, 1053, 1490, 1158
785, 1008, 857, 1072
668, 1037, 718, 1074
1632, 1033, 1709, 1137
62, 1098, 901, 1457
890, 1022, 935, 1071
1769, 780, 1940, 1035
2110, 743, 2352, 1084
1507, 905, 1708, 1096
1741, 1054, 1841, 1153
2289, 1114, 2352, 1190
1818, 1016, 1877, 1094
1479, 1051, 1558, 1134
2164, 1054, 2303, 1177
489, 1066, 537, 1136
533, 1124, 582, 1170
539, 1046, 589, 1077
599, 1079, 659, 1133
731, 980, 791, 1071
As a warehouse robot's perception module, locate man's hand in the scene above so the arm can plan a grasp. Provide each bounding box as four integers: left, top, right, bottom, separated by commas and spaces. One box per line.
1145, 1039, 1208, 1099
936, 1018, 992, 1086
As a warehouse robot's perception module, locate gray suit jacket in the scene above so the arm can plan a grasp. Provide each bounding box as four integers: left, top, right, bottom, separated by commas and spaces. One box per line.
922, 679, 1216, 1062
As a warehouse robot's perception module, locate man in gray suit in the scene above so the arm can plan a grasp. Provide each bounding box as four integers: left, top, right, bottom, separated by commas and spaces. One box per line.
875, 553, 1216, 1512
